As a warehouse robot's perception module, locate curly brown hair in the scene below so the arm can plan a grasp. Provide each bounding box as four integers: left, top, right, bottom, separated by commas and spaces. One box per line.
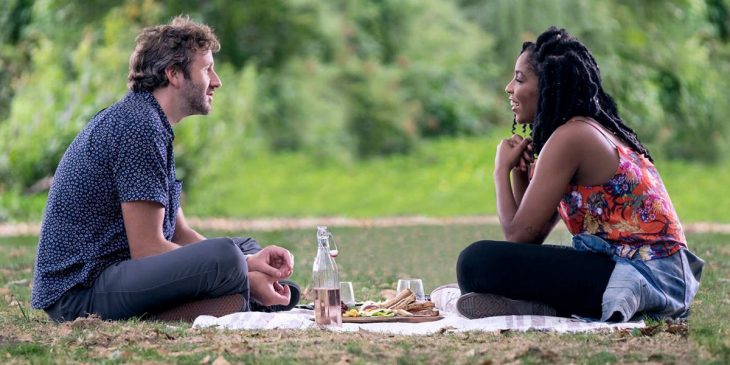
128, 15, 220, 92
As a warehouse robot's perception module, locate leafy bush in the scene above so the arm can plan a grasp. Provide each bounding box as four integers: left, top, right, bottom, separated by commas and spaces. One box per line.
462, 0, 730, 162
2, 0, 729, 195
398, 0, 499, 137
340, 60, 417, 157
0, 4, 143, 188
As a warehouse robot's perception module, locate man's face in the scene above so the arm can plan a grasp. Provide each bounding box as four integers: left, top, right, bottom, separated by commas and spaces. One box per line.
181, 50, 221, 116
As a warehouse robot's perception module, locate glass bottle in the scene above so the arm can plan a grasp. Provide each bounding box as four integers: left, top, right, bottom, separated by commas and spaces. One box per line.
312, 226, 342, 326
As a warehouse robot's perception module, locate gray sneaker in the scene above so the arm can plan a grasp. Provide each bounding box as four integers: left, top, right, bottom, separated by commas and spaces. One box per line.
456, 292, 557, 319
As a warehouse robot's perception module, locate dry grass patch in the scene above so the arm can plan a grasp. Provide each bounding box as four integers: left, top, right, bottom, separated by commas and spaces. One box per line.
1, 228, 728, 364
0, 314, 708, 364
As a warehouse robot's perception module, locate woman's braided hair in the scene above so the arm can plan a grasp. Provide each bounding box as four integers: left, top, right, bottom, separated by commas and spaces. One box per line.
522, 27, 653, 162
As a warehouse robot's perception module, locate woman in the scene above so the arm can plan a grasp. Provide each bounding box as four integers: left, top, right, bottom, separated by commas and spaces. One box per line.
455, 27, 703, 322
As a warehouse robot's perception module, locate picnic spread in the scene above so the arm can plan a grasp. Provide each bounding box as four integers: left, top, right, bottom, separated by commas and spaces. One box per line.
192, 285, 644, 335
192, 309, 645, 335
191, 227, 645, 334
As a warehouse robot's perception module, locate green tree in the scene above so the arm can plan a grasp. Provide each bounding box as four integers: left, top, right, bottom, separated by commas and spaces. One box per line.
458, 0, 729, 161
0, 0, 159, 187
0, 0, 36, 121
2, 0, 729, 197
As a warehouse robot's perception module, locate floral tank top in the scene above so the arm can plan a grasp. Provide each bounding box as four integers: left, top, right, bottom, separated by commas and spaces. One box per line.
557, 141, 686, 261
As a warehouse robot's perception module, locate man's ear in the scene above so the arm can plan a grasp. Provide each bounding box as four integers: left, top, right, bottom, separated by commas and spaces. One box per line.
164, 66, 183, 88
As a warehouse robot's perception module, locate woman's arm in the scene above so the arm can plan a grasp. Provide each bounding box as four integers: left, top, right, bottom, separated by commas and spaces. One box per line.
494, 125, 583, 243
511, 170, 529, 205
510, 137, 534, 205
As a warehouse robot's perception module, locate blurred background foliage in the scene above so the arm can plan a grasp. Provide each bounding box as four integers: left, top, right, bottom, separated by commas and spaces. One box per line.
0, 0, 729, 219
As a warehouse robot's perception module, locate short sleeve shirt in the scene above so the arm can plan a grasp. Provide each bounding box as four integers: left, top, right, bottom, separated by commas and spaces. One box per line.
31, 91, 182, 309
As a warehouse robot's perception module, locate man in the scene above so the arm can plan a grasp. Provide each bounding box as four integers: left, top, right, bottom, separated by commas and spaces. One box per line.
31, 16, 298, 322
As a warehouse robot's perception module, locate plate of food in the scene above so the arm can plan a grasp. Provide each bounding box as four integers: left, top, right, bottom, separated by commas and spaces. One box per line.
341, 288, 443, 323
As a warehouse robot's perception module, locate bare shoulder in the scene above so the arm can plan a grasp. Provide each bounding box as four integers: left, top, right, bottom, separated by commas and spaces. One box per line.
542, 118, 593, 153
544, 117, 607, 153
552, 117, 598, 138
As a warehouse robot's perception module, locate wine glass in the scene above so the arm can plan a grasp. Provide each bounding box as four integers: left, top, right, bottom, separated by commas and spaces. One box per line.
397, 278, 426, 301
340, 281, 355, 307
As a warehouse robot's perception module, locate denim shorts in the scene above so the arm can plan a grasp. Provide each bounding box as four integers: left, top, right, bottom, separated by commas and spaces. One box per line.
572, 233, 704, 322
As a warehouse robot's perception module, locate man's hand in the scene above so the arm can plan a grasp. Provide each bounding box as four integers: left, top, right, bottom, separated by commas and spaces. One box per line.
247, 246, 294, 279
248, 271, 291, 306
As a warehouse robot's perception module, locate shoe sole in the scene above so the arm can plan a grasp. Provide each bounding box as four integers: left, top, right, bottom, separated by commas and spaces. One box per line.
456, 292, 556, 319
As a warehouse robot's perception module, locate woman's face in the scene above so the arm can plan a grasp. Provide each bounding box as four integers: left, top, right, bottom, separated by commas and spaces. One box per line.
505, 52, 538, 124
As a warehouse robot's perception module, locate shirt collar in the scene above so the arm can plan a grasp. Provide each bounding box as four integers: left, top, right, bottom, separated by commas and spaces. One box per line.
129, 90, 175, 142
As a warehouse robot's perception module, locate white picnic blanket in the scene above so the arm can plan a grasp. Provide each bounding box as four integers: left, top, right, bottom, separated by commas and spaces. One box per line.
192, 309, 644, 335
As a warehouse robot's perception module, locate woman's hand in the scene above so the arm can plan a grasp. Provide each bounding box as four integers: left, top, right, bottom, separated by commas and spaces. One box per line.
514, 136, 534, 175
495, 135, 532, 175
247, 245, 294, 279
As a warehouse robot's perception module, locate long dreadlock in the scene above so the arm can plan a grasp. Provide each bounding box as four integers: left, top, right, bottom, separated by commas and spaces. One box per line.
521, 27, 653, 162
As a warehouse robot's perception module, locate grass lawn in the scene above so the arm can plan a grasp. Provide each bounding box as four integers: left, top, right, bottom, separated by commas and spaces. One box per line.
182, 135, 730, 223
4, 135, 730, 224
1, 225, 728, 364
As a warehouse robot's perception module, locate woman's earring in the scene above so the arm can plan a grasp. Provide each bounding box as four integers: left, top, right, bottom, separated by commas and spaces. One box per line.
511, 119, 516, 135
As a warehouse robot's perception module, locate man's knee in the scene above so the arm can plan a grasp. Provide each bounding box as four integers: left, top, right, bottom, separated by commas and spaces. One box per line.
203, 238, 248, 277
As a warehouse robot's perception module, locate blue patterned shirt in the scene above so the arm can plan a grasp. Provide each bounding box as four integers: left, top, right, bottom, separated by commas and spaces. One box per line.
32, 91, 181, 309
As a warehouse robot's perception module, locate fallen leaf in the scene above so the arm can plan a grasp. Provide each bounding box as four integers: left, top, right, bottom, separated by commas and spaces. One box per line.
665, 320, 688, 336
639, 323, 661, 337
56, 325, 73, 337
70, 316, 106, 330
336, 354, 352, 365
16, 333, 33, 342
107, 350, 130, 361
212, 355, 231, 365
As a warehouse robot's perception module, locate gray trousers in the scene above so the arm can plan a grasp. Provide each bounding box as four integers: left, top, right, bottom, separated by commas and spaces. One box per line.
45, 237, 260, 322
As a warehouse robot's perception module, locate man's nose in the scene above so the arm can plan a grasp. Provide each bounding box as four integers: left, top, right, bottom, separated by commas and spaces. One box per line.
211, 71, 222, 88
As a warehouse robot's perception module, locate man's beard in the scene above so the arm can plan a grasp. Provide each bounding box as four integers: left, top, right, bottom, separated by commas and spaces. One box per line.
181, 78, 210, 116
